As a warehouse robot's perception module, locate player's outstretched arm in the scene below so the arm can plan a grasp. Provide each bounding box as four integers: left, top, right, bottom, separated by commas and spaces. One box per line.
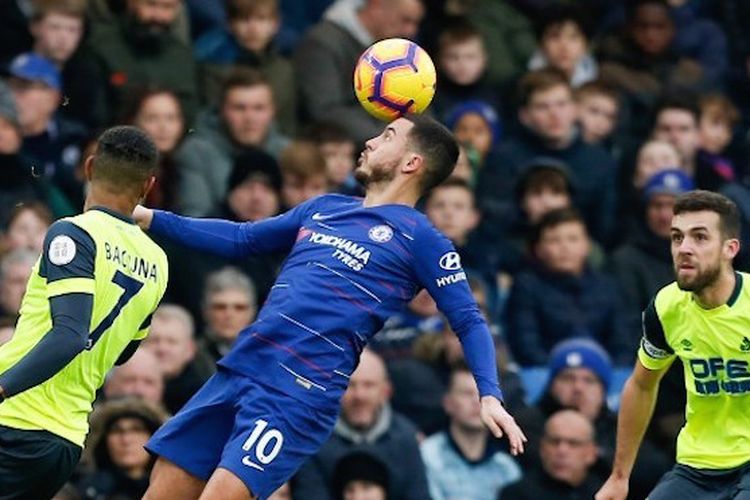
595, 360, 670, 500
133, 203, 306, 259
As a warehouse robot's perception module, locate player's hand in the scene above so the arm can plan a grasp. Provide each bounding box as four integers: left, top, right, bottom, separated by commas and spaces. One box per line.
480, 396, 527, 456
132, 205, 154, 230
594, 475, 629, 500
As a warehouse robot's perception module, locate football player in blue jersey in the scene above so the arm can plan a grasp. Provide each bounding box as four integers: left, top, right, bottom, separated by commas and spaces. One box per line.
137, 114, 526, 500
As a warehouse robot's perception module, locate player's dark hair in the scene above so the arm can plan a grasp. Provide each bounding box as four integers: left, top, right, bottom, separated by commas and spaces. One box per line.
653, 93, 700, 128
402, 114, 460, 194
220, 68, 271, 106
517, 68, 571, 108
673, 190, 741, 240
424, 176, 475, 206
92, 126, 158, 192
530, 207, 587, 247
534, 3, 593, 42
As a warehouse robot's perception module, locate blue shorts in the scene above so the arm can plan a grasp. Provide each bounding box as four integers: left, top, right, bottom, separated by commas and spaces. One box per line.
146, 368, 339, 499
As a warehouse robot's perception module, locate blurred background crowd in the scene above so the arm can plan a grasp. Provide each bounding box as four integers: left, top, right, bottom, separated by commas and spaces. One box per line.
1, 0, 749, 498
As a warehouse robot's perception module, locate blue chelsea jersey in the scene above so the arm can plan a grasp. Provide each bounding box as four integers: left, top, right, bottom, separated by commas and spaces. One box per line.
151, 194, 501, 408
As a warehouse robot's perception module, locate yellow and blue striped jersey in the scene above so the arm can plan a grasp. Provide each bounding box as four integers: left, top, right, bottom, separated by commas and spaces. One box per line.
0, 207, 167, 446
639, 272, 750, 469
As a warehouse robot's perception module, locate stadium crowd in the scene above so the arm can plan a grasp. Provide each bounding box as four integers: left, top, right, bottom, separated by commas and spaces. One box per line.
1, 0, 749, 498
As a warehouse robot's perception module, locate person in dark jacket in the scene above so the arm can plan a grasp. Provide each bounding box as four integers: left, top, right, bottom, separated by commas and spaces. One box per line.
477, 68, 617, 246
505, 208, 629, 365
500, 409, 601, 500
76, 398, 168, 500
331, 451, 390, 500
292, 350, 430, 500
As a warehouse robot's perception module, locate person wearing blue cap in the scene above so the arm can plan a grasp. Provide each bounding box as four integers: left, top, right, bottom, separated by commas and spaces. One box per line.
512, 338, 670, 499
445, 100, 502, 167
6, 52, 87, 210
609, 169, 695, 350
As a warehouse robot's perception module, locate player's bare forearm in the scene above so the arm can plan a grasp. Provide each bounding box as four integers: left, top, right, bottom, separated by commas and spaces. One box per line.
610, 362, 664, 479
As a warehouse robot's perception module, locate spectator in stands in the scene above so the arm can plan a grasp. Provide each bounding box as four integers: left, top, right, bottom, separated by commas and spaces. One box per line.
0, 91, 48, 229
445, 100, 502, 168
0, 249, 37, 319
633, 139, 683, 189
124, 88, 185, 210
331, 451, 390, 500
294, 0, 424, 144
0, 0, 33, 64
200, 267, 256, 364
77, 398, 168, 499
609, 169, 693, 345
87, 0, 198, 123
477, 68, 617, 245
142, 304, 213, 414
500, 409, 601, 499
432, 19, 498, 121
421, 362, 521, 500
222, 148, 282, 222
195, 0, 296, 135
29, 0, 107, 128
512, 338, 669, 498
176, 68, 289, 216
279, 141, 328, 210
2, 202, 51, 255
499, 159, 578, 274
293, 349, 430, 500
696, 93, 740, 191
506, 208, 629, 365
103, 348, 165, 407
528, 3, 597, 88
597, 0, 706, 137
88, 0, 191, 44
370, 289, 443, 361
575, 81, 620, 147
302, 122, 359, 196
8, 52, 86, 207
652, 96, 702, 178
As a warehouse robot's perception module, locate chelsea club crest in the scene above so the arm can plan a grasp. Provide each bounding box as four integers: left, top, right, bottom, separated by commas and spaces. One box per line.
368, 225, 393, 243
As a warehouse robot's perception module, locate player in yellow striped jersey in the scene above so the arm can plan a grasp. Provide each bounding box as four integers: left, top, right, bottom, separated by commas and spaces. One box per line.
0, 126, 168, 500
596, 190, 750, 500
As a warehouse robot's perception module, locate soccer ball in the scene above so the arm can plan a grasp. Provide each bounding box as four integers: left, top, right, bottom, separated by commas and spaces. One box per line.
354, 38, 437, 122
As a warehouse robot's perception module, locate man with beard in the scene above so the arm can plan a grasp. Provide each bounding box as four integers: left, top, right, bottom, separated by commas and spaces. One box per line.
87, 0, 197, 124
134, 114, 526, 500
597, 190, 750, 500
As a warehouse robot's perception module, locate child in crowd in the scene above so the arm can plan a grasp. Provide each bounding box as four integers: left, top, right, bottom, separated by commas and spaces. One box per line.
445, 100, 502, 167
633, 139, 682, 189
528, 3, 597, 87
433, 19, 499, 121
575, 80, 620, 146
302, 122, 360, 195
195, 0, 296, 134
279, 141, 327, 209
696, 93, 739, 190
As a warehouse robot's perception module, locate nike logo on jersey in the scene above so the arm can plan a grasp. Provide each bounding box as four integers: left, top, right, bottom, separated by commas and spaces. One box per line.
311, 212, 333, 221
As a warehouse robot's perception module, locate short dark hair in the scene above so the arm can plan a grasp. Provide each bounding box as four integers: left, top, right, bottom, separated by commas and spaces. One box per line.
653, 94, 701, 127
673, 190, 741, 239
534, 3, 592, 41
575, 79, 620, 104
92, 126, 159, 192
424, 176, 474, 206
402, 114, 460, 193
516, 163, 572, 202
447, 359, 472, 390
517, 68, 571, 108
530, 207, 587, 247
220, 68, 271, 106
226, 0, 278, 20
437, 17, 484, 53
